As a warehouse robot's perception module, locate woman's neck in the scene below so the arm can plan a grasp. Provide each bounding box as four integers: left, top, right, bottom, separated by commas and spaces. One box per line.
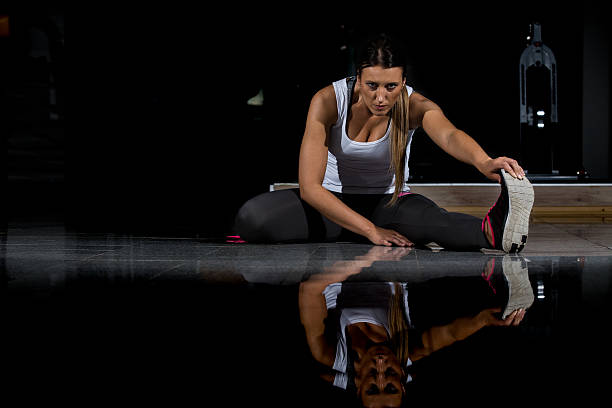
347, 322, 390, 361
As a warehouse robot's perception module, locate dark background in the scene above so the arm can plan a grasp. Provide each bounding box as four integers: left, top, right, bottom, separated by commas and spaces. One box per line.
2, 3, 610, 236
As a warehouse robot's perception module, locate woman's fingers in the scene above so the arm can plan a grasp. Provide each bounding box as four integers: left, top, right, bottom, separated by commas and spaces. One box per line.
503, 308, 526, 326
499, 157, 526, 180
371, 227, 414, 247
502, 310, 519, 325
513, 309, 526, 325
502, 160, 519, 179
512, 163, 526, 179
395, 231, 413, 246
392, 233, 413, 247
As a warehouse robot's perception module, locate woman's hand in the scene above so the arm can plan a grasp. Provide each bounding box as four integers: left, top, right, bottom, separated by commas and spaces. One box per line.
366, 226, 414, 247
478, 308, 527, 327
477, 157, 526, 183
356, 245, 413, 262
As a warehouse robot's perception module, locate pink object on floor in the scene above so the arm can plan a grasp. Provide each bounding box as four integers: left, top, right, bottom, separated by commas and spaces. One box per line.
399, 192, 412, 197
225, 235, 247, 243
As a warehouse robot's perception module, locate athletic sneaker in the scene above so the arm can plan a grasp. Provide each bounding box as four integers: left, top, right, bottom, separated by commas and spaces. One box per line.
501, 255, 534, 319
482, 169, 534, 253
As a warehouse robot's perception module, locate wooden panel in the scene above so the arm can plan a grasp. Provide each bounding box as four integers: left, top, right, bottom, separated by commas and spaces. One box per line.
444, 206, 612, 224
409, 185, 612, 206
409, 186, 499, 206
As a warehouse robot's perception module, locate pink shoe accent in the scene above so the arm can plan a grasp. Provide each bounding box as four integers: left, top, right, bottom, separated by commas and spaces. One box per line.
481, 258, 497, 294
483, 198, 499, 248
486, 216, 495, 248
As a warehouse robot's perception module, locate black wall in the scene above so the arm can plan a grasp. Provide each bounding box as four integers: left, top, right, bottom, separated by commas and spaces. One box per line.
3, 3, 609, 236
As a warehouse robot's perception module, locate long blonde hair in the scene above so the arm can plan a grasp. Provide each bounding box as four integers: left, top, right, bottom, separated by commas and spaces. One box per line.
388, 282, 411, 369
387, 85, 411, 207
355, 32, 411, 207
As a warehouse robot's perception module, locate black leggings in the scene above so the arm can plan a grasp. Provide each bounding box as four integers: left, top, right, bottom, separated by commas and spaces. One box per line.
233, 188, 491, 251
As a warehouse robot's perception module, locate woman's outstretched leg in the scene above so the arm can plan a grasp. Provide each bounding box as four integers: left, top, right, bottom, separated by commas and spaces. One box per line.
371, 193, 491, 251
371, 170, 534, 253
233, 188, 342, 243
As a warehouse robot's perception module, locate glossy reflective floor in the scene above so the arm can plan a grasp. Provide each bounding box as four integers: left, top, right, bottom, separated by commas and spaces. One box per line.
4, 222, 612, 406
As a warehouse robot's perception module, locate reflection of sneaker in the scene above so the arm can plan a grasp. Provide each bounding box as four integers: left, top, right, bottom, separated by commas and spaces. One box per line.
247, 89, 264, 106
483, 169, 534, 253
481, 257, 498, 294
501, 255, 534, 319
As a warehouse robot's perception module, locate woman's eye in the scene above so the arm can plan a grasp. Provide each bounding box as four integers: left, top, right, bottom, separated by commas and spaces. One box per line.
385, 368, 398, 377
384, 384, 399, 394
366, 384, 380, 395
367, 83, 377, 90
386, 84, 397, 91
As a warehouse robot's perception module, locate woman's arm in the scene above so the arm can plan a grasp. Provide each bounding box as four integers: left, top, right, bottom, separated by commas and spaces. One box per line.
410, 314, 489, 361
409, 92, 525, 183
298, 86, 412, 247
298, 254, 371, 368
410, 308, 526, 361
298, 255, 371, 369
299, 280, 336, 367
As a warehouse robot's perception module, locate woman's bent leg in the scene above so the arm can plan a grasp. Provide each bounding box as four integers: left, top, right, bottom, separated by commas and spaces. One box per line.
371, 193, 491, 251
233, 188, 342, 243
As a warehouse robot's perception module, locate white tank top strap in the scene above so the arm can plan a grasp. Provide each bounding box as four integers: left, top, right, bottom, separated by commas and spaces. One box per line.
331, 78, 348, 127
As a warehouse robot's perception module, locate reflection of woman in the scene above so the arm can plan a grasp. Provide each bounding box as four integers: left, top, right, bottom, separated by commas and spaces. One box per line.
299, 247, 527, 407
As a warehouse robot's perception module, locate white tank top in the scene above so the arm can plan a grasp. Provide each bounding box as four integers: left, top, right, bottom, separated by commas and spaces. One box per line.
322, 77, 416, 194
323, 283, 414, 389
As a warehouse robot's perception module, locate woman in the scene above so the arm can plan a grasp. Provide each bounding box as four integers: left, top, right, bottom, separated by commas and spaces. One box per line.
234, 33, 534, 252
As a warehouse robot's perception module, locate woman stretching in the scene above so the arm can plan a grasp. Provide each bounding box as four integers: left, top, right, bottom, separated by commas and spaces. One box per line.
234, 33, 534, 252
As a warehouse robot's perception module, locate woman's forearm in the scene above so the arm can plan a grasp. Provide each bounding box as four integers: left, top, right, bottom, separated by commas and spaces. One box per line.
446, 129, 491, 170
301, 185, 376, 239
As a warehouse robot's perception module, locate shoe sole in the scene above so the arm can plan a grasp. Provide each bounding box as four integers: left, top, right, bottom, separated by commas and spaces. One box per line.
501, 255, 534, 319
501, 169, 534, 253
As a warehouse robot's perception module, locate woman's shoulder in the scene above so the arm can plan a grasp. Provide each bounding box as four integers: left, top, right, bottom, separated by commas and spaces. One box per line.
309, 84, 340, 125
317, 77, 351, 103
314, 83, 337, 101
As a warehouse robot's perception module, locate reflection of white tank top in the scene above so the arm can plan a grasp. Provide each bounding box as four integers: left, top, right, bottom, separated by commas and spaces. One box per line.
323, 283, 413, 389
322, 77, 416, 194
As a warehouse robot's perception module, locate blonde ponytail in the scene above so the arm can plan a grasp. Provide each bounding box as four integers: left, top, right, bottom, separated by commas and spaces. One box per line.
388, 282, 410, 370
387, 85, 411, 207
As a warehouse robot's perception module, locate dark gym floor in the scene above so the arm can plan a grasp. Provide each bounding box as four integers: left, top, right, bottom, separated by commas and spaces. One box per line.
4, 221, 611, 406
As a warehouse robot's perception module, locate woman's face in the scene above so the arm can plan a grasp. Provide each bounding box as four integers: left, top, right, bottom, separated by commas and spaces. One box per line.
357, 66, 405, 117
354, 345, 405, 407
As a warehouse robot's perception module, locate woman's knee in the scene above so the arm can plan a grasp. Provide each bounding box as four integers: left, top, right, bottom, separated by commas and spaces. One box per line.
233, 196, 264, 241
233, 189, 308, 243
